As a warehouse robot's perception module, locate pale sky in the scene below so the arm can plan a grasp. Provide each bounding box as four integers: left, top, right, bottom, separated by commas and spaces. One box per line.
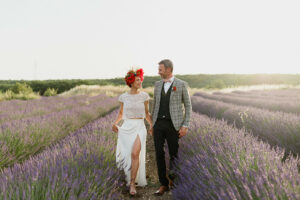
0, 0, 299, 80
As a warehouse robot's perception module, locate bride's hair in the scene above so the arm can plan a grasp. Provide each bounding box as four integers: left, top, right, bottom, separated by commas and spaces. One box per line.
124, 68, 144, 88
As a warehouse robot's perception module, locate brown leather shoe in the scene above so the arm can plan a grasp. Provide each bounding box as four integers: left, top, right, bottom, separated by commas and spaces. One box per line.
169, 180, 174, 189
154, 185, 170, 196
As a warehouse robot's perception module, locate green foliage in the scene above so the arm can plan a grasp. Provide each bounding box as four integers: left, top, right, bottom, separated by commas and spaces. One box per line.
205, 80, 226, 89
43, 88, 58, 96
0, 89, 14, 100
11, 82, 33, 94
1, 74, 300, 95
0, 82, 39, 101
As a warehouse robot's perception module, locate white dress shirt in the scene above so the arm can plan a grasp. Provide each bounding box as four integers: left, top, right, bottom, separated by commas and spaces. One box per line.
163, 76, 175, 93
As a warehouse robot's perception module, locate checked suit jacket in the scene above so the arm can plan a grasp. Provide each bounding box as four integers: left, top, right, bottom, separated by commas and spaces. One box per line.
151, 77, 192, 131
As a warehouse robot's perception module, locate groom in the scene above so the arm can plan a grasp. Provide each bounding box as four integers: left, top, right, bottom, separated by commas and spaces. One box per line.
150, 59, 192, 196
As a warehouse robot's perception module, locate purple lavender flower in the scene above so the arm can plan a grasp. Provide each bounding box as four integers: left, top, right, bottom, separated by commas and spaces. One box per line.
0, 110, 124, 200
172, 112, 300, 200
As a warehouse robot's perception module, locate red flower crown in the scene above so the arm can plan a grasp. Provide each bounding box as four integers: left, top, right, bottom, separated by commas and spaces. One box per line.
124, 68, 144, 87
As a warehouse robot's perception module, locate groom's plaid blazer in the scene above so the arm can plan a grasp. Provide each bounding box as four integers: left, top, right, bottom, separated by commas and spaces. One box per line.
151, 77, 192, 131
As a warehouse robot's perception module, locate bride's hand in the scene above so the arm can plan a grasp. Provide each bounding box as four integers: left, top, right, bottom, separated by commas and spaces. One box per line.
148, 127, 153, 136
112, 124, 118, 133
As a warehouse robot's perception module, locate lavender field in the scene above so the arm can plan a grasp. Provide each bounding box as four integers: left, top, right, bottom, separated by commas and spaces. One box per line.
0, 110, 124, 200
172, 112, 300, 200
194, 91, 300, 114
191, 95, 300, 156
0, 87, 300, 200
192, 89, 300, 157
228, 89, 300, 100
0, 94, 109, 124
213, 89, 300, 101
0, 94, 119, 169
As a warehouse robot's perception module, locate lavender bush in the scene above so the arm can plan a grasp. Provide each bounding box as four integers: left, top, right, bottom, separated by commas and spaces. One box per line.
194, 91, 300, 115
172, 112, 300, 200
0, 95, 119, 169
0, 110, 124, 200
191, 96, 300, 155
213, 89, 300, 101
0, 94, 108, 124
230, 88, 300, 99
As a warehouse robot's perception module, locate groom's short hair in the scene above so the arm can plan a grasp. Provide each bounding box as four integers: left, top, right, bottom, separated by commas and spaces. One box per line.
159, 59, 173, 72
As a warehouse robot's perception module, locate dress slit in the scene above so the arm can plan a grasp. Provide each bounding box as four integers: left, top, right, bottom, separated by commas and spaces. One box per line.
116, 119, 147, 187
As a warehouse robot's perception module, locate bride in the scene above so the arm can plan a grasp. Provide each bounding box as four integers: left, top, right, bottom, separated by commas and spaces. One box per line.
112, 68, 152, 196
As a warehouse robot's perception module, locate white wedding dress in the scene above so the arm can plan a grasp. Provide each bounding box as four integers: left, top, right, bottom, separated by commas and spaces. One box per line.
116, 91, 150, 187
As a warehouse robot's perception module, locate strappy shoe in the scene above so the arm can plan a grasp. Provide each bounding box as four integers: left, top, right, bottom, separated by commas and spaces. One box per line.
129, 183, 137, 196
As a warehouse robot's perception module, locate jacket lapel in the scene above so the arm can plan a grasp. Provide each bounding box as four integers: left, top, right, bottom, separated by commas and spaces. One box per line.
170, 77, 178, 100
156, 80, 164, 103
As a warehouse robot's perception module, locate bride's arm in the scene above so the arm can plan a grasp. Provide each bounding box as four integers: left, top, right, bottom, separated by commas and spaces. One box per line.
144, 101, 153, 135
112, 103, 123, 132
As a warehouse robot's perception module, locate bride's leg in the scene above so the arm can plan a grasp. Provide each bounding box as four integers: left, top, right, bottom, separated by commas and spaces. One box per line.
130, 134, 141, 192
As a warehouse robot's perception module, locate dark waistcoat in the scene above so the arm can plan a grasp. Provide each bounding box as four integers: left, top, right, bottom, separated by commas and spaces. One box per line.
157, 82, 173, 119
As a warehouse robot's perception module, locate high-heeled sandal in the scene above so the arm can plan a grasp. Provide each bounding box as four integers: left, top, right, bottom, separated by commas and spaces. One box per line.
129, 183, 137, 196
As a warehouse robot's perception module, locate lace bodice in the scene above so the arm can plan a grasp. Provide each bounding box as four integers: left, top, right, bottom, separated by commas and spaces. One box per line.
118, 91, 150, 119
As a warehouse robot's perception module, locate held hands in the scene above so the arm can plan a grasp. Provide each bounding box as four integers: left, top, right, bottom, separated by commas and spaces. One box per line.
112, 124, 118, 133
178, 127, 188, 138
148, 126, 153, 136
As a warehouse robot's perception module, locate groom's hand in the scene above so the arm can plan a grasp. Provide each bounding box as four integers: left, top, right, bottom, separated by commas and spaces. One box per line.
178, 127, 188, 138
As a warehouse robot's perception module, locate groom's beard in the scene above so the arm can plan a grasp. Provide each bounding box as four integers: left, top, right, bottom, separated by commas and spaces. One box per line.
160, 75, 166, 79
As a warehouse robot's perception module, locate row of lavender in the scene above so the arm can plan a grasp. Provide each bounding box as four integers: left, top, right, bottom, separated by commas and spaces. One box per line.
191, 96, 300, 156
229, 88, 300, 99
214, 89, 300, 101
0, 94, 119, 169
0, 110, 124, 200
0, 94, 108, 124
172, 112, 300, 200
194, 91, 300, 114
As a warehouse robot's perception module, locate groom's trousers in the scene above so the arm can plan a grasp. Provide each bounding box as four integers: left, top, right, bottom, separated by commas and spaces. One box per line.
153, 118, 179, 187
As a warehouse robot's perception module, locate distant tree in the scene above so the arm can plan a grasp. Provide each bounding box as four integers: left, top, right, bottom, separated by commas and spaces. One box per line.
43, 88, 58, 96
11, 82, 33, 94
206, 80, 226, 89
